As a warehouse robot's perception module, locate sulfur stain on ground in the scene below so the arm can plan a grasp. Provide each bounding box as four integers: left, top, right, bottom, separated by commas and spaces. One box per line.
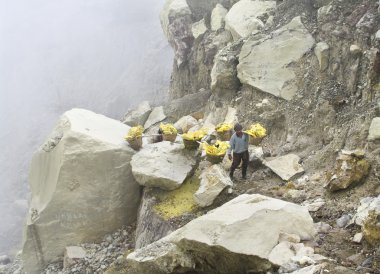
153, 174, 200, 220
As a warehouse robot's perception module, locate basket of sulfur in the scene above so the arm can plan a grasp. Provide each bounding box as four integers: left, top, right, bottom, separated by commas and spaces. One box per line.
244, 123, 267, 145
160, 123, 178, 142
182, 128, 208, 149
204, 140, 230, 164
215, 123, 233, 141
125, 126, 144, 150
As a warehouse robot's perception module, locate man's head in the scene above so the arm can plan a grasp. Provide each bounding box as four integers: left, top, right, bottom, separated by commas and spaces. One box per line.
234, 123, 243, 136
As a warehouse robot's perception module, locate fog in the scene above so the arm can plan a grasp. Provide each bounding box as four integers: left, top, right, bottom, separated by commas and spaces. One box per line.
0, 0, 172, 255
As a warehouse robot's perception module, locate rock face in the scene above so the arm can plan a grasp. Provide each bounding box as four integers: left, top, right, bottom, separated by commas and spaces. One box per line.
193, 164, 233, 207
238, 16, 315, 100
127, 194, 316, 274
131, 142, 197, 190
160, 0, 193, 67
135, 189, 175, 249
225, 0, 276, 40
264, 154, 304, 181
22, 109, 141, 274
123, 101, 152, 127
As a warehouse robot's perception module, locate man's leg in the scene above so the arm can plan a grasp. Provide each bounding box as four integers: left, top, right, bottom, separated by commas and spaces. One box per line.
230, 152, 242, 178
241, 150, 249, 179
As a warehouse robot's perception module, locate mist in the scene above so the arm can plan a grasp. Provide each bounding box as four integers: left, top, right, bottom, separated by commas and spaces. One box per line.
0, 0, 172, 255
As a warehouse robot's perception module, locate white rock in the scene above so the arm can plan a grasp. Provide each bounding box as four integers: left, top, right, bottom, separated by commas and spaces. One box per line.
160, 0, 191, 38
350, 44, 362, 57
351, 195, 380, 226
238, 16, 315, 100
279, 232, 301, 243
368, 117, 380, 141
192, 19, 207, 39
22, 109, 140, 274
268, 241, 295, 266
376, 30, 380, 41
314, 42, 330, 71
144, 106, 167, 129
123, 101, 152, 127
289, 264, 323, 274
128, 194, 316, 273
174, 115, 198, 133
314, 222, 332, 233
317, 5, 332, 22
194, 164, 233, 207
64, 246, 86, 269
263, 154, 304, 181
225, 0, 276, 40
248, 145, 264, 162
211, 4, 228, 31
131, 142, 196, 190
353, 232, 363, 243
302, 198, 325, 212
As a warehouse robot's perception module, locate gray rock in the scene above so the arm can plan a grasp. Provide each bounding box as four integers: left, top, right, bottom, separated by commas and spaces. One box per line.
336, 214, 351, 228
144, 106, 167, 129
225, 0, 276, 40
22, 109, 140, 274
135, 189, 175, 249
238, 17, 315, 100
131, 142, 196, 190
263, 154, 304, 181
194, 164, 233, 207
211, 4, 228, 31
128, 194, 316, 274
64, 246, 86, 269
123, 101, 152, 127
314, 42, 330, 71
368, 117, 380, 141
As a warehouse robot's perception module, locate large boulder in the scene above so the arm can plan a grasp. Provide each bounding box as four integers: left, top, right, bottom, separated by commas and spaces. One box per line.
127, 194, 316, 273
160, 0, 194, 67
22, 109, 140, 274
225, 0, 276, 40
174, 115, 199, 133
131, 142, 197, 190
238, 16, 315, 100
122, 101, 152, 127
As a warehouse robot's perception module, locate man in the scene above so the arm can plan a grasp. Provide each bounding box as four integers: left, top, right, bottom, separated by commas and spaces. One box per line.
228, 123, 249, 179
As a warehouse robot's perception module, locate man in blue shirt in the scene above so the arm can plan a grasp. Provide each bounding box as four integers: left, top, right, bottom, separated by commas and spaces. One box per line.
228, 123, 249, 179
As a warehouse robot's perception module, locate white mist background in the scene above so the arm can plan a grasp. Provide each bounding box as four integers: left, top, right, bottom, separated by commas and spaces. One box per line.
0, 0, 173, 255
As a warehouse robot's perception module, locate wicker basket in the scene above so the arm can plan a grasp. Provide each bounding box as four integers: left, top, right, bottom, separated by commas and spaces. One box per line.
217, 130, 232, 141
183, 139, 200, 150
206, 154, 224, 164
163, 133, 177, 142
249, 136, 264, 146
127, 137, 142, 150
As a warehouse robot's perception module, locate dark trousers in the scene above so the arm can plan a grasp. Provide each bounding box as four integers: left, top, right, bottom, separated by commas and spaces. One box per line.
230, 150, 249, 178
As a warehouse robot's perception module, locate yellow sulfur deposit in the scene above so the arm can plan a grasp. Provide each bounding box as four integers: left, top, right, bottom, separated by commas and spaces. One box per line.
182, 128, 208, 141
159, 123, 178, 135
153, 175, 200, 219
215, 123, 233, 133
125, 126, 144, 141
244, 123, 267, 138
203, 140, 230, 156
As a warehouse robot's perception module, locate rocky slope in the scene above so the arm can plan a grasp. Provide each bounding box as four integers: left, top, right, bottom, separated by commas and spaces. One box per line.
3, 0, 380, 273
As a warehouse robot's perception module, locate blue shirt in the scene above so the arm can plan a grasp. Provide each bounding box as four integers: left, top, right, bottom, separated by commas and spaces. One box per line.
228, 133, 249, 154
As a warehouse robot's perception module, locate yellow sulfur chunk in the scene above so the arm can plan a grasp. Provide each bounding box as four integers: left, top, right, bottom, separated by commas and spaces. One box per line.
159, 123, 178, 135
215, 123, 233, 133
182, 128, 208, 141
125, 126, 144, 141
203, 140, 230, 156
244, 123, 267, 138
